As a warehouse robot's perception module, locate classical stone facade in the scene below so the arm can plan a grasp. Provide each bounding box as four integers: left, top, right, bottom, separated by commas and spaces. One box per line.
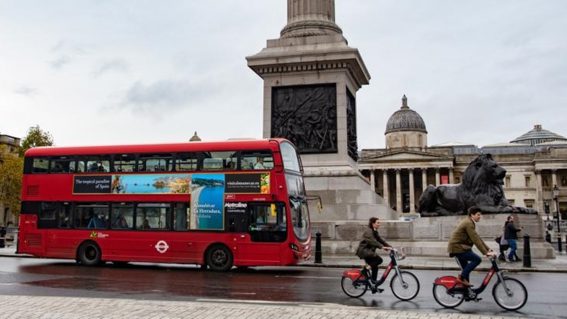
359, 99, 567, 224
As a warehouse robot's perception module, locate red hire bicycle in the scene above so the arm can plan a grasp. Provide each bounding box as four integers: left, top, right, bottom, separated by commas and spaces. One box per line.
432, 255, 528, 311
341, 249, 420, 301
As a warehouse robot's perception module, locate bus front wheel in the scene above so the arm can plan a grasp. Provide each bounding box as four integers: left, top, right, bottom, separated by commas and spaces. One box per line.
78, 241, 102, 266
206, 245, 233, 272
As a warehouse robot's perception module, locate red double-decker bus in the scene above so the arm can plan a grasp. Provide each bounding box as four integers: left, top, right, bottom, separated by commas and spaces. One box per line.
18, 138, 312, 271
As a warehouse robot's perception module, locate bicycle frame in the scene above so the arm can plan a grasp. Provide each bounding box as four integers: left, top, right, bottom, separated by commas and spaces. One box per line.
342, 250, 402, 287
433, 256, 505, 296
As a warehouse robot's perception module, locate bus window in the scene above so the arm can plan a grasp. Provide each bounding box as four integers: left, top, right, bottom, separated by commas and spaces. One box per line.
203, 151, 237, 171
138, 154, 172, 172
58, 203, 72, 228
175, 153, 198, 171
111, 203, 134, 229
74, 204, 109, 229
50, 157, 74, 173
113, 154, 136, 172
32, 158, 49, 173
173, 203, 190, 231
38, 202, 60, 228
248, 203, 286, 242
83, 157, 110, 173
241, 151, 273, 170
136, 203, 169, 230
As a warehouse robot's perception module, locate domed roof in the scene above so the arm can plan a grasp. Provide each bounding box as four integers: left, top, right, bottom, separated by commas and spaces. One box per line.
189, 131, 201, 142
385, 95, 427, 134
510, 124, 567, 146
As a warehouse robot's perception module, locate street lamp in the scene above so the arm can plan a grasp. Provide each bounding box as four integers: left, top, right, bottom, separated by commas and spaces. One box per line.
553, 185, 562, 252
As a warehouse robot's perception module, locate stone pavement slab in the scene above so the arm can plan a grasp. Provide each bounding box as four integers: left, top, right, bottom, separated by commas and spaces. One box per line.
0, 295, 515, 319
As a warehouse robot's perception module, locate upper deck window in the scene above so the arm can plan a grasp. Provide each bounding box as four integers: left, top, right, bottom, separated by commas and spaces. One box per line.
50, 156, 74, 173
32, 158, 49, 173
138, 154, 173, 172
241, 150, 273, 170
203, 151, 238, 171
113, 154, 136, 172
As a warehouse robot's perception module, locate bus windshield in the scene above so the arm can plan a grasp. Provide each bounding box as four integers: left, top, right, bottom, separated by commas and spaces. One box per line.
290, 196, 310, 242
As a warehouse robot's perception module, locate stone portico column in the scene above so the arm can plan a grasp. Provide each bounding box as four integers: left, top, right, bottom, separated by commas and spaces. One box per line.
552, 170, 558, 188
396, 169, 402, 213
449, 168, 454, 184
370, 169, 375, 192
435, 169, 441, 186
422, 168, 428, 190
409, 168, 415, 213
382, 170, 390, 208
536, 170, 543, 214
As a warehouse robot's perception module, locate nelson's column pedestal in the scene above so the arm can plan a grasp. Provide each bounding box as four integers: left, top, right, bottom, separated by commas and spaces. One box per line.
247, 0, 396, 243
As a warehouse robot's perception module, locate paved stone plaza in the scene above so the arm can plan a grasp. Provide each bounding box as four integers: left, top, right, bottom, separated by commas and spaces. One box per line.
0, 295, 512, 319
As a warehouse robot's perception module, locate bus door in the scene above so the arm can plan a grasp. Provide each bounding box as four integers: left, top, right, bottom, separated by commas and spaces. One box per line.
231, 203, 287, 264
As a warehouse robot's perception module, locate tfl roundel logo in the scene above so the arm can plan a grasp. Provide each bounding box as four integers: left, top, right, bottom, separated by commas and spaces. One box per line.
155, 240, 170, 254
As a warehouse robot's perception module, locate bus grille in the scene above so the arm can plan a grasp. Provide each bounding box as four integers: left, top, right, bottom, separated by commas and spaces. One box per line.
26, 185, 40, 196
24, 234, 42, 247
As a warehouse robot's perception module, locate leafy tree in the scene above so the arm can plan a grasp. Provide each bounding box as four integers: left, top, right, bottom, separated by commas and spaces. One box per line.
0, 146, 23, 224
19, 125, 54, 157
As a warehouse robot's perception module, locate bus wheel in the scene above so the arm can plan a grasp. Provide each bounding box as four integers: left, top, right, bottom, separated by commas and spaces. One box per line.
206, 245, 233, 272
78, 242, 102, 266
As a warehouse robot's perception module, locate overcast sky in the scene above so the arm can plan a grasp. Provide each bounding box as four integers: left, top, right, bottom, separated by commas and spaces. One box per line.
1, 0, 566, 150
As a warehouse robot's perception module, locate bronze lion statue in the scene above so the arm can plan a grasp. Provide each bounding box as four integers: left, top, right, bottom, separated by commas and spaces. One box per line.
418, 154, 537, 216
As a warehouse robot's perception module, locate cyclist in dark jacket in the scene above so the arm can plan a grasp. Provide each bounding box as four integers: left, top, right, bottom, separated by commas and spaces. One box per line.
504, 215, 522, 262
356, 217, 392, 283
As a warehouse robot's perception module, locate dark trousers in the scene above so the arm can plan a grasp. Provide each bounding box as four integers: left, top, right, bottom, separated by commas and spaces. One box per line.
364, 255, 383, 281
453, 250, 481, 282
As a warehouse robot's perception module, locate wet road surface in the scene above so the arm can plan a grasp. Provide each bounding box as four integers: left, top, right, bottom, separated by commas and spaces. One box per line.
0, 257, 565, 318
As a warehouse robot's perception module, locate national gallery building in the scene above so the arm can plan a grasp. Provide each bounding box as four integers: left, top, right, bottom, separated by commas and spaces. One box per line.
358, 96, 567, 219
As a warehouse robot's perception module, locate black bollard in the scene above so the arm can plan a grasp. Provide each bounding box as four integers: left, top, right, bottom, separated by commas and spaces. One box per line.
315, 232, 322, 264
523, 234, 531, 268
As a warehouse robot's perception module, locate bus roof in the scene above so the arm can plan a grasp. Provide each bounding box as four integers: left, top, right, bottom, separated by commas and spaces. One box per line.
24, 138, 290, 157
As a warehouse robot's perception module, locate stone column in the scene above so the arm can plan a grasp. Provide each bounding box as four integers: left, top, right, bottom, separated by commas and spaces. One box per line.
449, 168, 454, 184
282, 0, 342, 38
382, 170, 390, 208
396, 169, 402, 213
422, 168, 428, 190
409, 168, 415, 213
370, 169, 375, 192
552, 170, 558, 188
536, 170, 543, 214
435, 169, 441, 186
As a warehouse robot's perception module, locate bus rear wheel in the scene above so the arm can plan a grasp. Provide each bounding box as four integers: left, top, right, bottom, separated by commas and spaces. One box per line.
78, 242, 102, 266
206, 245, 233, 272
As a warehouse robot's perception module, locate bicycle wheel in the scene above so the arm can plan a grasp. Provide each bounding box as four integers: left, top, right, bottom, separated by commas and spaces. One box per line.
341, 276, 368, 298
390, 271, 420, 301
432, 284, 465, 308
492, 277, 528, 311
